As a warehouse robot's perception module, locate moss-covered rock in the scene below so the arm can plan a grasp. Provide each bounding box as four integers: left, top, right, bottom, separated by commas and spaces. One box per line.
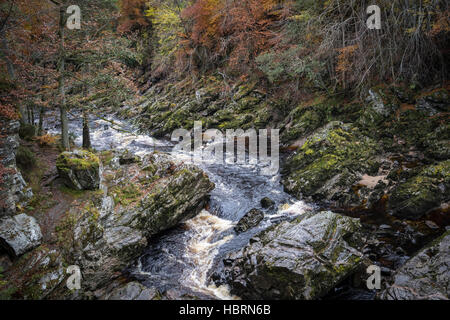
282, 122, 381, 206
388, 160, 450, 219
56, 150, 101, 190
0, 245, 65, 300
222, 211, 364, 299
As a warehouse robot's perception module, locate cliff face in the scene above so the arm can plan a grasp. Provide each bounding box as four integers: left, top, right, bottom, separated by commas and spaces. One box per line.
0, 119, 32, 217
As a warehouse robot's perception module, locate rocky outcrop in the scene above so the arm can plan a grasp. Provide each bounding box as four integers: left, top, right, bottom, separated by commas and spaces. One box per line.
281, 86, 450, 220
380, 230, 450, 300
0, 245, 65, 300
0, 119, 32, 217
56, 150, 102, 190
57, 151, 214, 291
99, 281, 160, 300
0, 213, 42, 257
234, 208, 264, 234
282, 121, 381, 207
388, 161, 449, 219
222, 211, 365, 299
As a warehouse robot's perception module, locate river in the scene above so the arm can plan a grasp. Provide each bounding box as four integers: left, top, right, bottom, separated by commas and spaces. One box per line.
45, 111, 314, 299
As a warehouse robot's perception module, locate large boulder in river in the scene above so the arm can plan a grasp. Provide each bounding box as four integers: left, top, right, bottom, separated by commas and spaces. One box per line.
56, 150, 101, 190
234, 209, 264, 234
56, 151, 214, 291
380, 230, 450, 300
0, 213, 42, 257
223, 211, 364, 299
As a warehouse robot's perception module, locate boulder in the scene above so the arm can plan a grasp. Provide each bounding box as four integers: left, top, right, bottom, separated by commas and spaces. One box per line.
380, 231, 450, 300
0, 214, 43, 257
388, 160, 449, 219
260, 197, 275, 209
56, 150, 101, 190
234, 209, 264, 233
223, 211, 364, 299
118, 149, 140, 165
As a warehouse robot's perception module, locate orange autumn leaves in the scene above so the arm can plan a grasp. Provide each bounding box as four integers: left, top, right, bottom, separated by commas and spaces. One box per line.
180, 0, 288, 75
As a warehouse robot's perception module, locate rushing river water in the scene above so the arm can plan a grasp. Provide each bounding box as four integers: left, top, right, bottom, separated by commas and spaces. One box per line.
45, 111, 314, 299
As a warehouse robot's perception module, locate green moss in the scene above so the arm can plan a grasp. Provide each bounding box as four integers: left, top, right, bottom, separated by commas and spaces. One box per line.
56, 150, 100, 171
60, 186, 86, 198
111, 183, 142, 206
284, 123, 380, 198
389, 160, 450, 219
16, 145, 36, 170
19, 123, 36, 141
99, 150, 115, 166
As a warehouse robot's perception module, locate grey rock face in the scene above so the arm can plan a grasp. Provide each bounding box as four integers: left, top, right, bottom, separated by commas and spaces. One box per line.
56, 150, 102, 190
0, 213, 43, 257
380, 231, 450, 300
102, 282, 160, 300
234, 208, 264, 233
0, 120, 30, 218
223, 211, 364, 299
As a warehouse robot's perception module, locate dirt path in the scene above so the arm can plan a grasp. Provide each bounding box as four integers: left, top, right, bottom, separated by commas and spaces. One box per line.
21, 141, 76, 244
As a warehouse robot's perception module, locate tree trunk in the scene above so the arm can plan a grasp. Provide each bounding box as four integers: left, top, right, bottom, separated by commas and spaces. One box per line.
82, 109, 91, 149
82, 63, 92, 149
0, 32, 15, 80
58, 4, 69, 150
38, 106, 45, 136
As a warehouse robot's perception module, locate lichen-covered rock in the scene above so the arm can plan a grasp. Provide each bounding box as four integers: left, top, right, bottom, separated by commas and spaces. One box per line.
0, 245, 64, 300
234, 208, 264, 234
380, 231, 450, 300
0, 213, 42, 257
56, 150, 101, 190
388, 161, 450, 219
129, 76, 272, 137
222, 211, 364, 299
57, 151, 214, 291
282, 122, 381, 207
358, 87, 399, 127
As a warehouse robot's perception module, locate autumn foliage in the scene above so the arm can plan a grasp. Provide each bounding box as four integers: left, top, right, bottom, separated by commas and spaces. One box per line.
118, 0, 150, 33
179, 0, 288, 75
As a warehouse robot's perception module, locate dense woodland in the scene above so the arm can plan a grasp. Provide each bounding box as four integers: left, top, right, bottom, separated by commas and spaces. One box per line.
1, 0, 448, 123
